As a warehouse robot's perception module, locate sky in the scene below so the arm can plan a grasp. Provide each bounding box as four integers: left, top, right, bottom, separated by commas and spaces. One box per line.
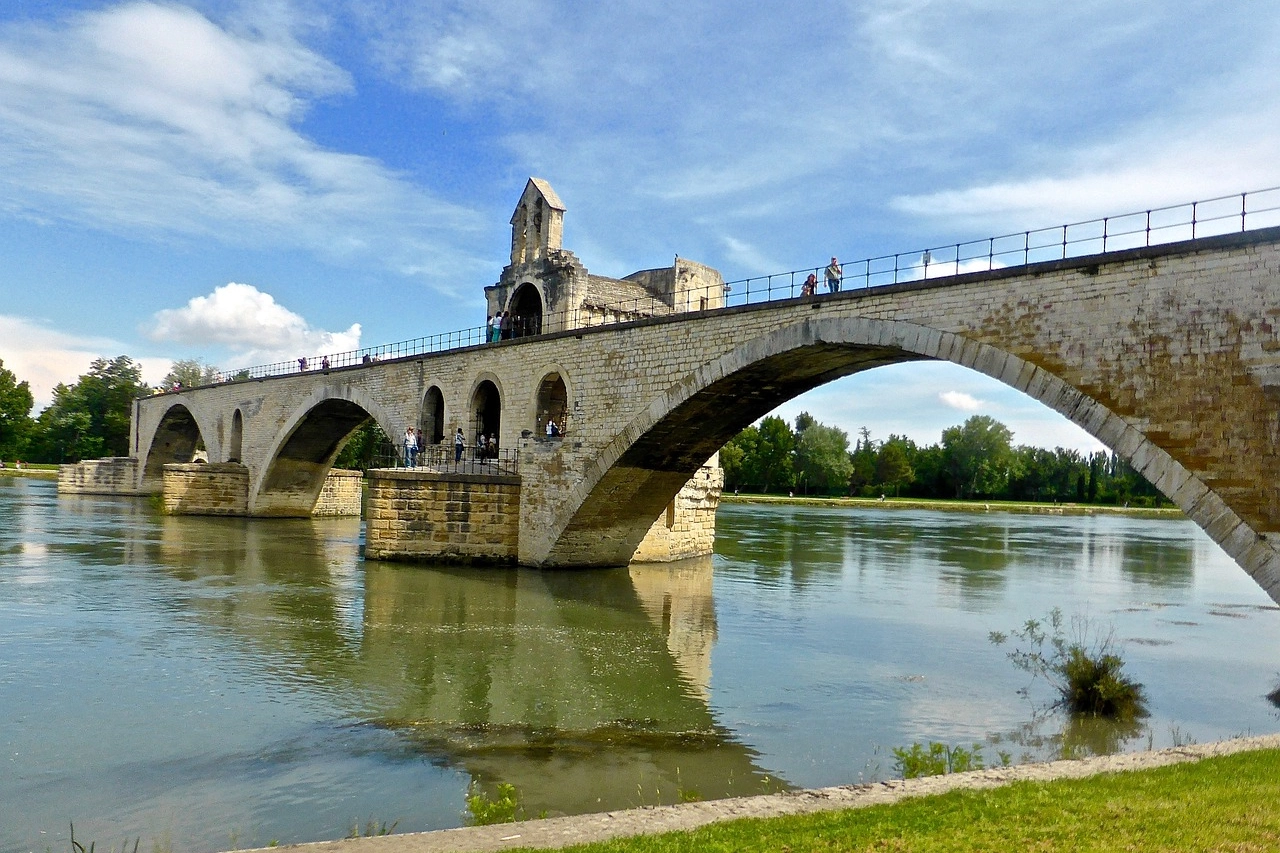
2, 0, 1279, 454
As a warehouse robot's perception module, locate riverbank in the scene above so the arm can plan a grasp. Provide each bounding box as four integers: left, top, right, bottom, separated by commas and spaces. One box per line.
242, 734, 1280, 853
0, 463, 57, 480
721, 491, 1181, 518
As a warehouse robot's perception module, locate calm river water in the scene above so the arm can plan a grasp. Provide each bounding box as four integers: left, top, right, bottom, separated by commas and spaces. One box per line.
3, 477, 1279, 852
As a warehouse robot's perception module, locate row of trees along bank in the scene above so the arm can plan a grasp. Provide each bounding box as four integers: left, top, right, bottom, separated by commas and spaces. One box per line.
721, 413, 1169, 507
0, 356, 1166, 507
0, 356, 198, 464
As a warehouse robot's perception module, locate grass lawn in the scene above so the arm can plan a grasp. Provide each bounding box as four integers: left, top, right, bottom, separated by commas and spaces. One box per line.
548, 749, 1280, 852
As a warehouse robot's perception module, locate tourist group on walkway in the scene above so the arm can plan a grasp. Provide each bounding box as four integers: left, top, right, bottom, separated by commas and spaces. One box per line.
401, 425, 504, 469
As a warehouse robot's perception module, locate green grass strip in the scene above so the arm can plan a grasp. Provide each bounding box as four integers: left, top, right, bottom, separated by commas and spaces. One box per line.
548, 749, 1280, 852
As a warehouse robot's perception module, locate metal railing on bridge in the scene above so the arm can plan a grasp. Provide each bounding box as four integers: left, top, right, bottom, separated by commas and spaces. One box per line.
370, 443, 519, 476
175, 186, 1280, 390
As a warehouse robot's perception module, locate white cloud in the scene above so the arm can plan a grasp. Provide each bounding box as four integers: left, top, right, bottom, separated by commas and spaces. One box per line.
939, 391, 981, 412
0, 316, 168, 410
0, 2, 483, 277
148, 282, 361, 366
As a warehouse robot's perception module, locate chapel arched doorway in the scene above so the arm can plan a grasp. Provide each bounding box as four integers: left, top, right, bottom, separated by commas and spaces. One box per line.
510, 283, 543, 338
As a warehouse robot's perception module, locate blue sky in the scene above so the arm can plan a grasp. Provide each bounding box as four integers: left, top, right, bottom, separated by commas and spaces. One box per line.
2, 1, 1278, 454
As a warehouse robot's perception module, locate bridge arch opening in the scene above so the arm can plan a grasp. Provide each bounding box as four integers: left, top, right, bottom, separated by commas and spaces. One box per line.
422, 386, 445, 446
142, 403, 205, 487
256, 398, 372, 516
470, 380, 501, 452
510, 283, 543, 338
228, 409, 244, 463
542, 315, 1268, 591
536, 372, 568, 436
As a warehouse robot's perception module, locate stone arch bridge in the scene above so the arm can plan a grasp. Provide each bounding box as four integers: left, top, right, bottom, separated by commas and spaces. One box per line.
63, 228, 1280, 603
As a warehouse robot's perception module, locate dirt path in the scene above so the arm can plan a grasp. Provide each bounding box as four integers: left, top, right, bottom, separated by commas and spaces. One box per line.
243, 734, 1280, 853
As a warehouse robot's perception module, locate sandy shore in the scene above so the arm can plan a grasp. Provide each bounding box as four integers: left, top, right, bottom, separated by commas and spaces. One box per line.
241, 734, 1280, 853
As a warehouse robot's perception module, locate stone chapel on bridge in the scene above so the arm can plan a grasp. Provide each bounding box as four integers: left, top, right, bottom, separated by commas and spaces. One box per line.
485, 178, 727, 339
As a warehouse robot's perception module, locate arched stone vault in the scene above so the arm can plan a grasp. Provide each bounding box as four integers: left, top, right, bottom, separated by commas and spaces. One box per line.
251, 387, 400, 516
140, 401, 216, 490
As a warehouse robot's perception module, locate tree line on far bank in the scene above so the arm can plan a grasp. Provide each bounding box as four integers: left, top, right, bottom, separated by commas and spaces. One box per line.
0, 356, 1166, 507
721, 412, 1168, 507
0, 356, 204, 464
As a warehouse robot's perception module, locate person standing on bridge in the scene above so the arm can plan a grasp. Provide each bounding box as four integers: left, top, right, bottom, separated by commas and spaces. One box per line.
802, 273, 817, 296
825, 257, 842, 293
403, 426, 418, 468
454, 428, 466, 463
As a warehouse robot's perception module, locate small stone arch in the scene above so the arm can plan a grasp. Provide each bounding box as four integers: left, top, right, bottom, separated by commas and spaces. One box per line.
422, 386, 445, 446
535, 371, 570, 437
509, 283, 543, 338
228, 409, 244, 463
469, 379, 502, 452
141, 402, 207, 487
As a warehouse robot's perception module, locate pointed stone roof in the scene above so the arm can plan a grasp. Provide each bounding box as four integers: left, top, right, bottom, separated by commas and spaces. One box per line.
511, 178, 565, 224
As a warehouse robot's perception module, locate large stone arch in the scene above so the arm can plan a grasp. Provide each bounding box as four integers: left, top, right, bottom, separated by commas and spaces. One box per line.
140, 401, 216, 490
251, 388, 399, 516
535, 316, 1280, 603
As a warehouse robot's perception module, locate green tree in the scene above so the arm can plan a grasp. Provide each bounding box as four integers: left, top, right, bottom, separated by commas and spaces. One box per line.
755, 416, 796, 493
161, 358, 220, 390
0, 358, 35, 460
720, 425, 756, 490
848, 427, 877, 495
795, 420, 852, 496
720, 416, 795, 493
875, 436, 916, 497
941, 415, 1014, 499
31, 356, 148, 462
333, 420, 391, 471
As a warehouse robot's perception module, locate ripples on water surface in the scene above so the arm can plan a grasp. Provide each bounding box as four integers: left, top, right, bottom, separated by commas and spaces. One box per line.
2, 478, 1278, 852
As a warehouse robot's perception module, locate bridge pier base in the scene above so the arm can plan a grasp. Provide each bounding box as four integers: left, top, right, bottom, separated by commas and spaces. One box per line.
162, 463, 249, 515
57, 457, 145, 496
632, 464, 724, 563
365, 467, 521, 564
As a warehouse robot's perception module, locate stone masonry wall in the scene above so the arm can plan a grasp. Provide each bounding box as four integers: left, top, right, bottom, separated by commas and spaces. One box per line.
631, 461, 724, 562
365, 468, 520, 564
58, 457, 142, 495
162, 463, 248, 515
313, 468, 363, 517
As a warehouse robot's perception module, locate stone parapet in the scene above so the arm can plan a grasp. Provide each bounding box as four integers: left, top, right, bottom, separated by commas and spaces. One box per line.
57, 457, 141, 495
632, 461, 723, 562
313, 468, 363, 517
365, 468, 521, 564
162, 463, 249, 515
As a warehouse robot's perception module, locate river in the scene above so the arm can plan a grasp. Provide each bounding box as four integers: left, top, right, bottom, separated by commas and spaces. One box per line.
2, 477, 1278, 852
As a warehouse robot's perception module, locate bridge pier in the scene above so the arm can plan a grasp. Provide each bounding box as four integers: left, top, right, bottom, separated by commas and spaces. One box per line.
364, 467, 522, 564
57, 457, 144, 495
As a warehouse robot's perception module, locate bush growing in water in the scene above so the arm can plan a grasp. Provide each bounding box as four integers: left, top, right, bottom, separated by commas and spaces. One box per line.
990, 608, 1147, 721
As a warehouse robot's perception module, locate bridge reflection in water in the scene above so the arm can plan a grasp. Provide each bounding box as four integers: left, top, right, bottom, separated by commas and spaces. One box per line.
150, 514, 776, 816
